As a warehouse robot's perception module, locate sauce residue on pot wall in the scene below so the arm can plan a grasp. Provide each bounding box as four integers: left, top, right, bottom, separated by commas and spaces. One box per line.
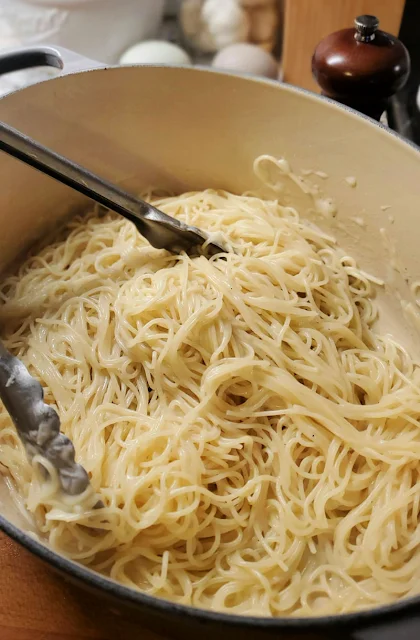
254, 154, 420, 359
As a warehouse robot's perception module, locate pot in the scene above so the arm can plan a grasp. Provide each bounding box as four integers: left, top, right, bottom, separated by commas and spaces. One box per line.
0, 45, 420, 640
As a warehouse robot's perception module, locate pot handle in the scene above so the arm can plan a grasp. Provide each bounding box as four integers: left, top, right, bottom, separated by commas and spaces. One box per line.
0, 45, 104, 77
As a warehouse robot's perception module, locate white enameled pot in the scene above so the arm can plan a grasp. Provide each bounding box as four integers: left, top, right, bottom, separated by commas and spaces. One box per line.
0, 45, 419, 640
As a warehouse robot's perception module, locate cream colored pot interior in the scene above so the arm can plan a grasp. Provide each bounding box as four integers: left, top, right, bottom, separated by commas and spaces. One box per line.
0, 65, 420, 530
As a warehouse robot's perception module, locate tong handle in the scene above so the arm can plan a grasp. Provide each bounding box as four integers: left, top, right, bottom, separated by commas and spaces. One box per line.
0, 121, 226, 257
0, 121, 175, 245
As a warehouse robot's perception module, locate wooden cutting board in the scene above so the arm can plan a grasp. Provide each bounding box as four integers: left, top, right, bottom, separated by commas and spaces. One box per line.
0, 532, 170, 640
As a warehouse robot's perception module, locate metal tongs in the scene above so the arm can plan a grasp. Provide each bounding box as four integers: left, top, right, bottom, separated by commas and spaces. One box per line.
0, 341, 90, 495
0, 121, 227, 496
0, 121, 226, 258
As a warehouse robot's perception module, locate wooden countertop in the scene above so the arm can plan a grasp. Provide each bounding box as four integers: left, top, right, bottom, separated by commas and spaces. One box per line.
0, 532, 169, 640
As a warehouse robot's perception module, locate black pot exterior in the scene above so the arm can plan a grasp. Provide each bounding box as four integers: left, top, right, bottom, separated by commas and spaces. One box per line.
2, 509, 420, 640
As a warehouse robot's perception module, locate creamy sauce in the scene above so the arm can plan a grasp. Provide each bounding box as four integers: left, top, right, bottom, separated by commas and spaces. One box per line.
345, 176, 357, 188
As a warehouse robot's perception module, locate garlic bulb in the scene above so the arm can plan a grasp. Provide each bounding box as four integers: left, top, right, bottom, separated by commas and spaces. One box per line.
181, 0, 250, 54
240, 0, 280, 52
240, 0, 277, 5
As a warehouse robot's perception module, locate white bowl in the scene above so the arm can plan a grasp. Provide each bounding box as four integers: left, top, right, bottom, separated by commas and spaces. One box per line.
0, 0, 165, 64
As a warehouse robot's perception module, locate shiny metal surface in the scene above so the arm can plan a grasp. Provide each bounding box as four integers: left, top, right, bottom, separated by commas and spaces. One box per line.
0, 121, 225, 257
0, 340, 91, 495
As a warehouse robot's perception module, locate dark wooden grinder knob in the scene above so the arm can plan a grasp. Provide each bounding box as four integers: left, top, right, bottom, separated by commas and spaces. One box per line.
312, 15, 410, 121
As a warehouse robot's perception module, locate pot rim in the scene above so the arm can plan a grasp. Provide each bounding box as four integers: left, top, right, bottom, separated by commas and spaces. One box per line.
1, 63, 420, 630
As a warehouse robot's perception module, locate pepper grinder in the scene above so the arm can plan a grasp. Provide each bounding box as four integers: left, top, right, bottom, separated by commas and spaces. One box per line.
312, 15, 410, 122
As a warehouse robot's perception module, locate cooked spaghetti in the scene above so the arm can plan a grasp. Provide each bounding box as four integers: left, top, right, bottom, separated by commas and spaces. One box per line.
1, 156, 420, 617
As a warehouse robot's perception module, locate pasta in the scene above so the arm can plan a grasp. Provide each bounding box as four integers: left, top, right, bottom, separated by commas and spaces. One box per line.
1, 156, 420, 617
